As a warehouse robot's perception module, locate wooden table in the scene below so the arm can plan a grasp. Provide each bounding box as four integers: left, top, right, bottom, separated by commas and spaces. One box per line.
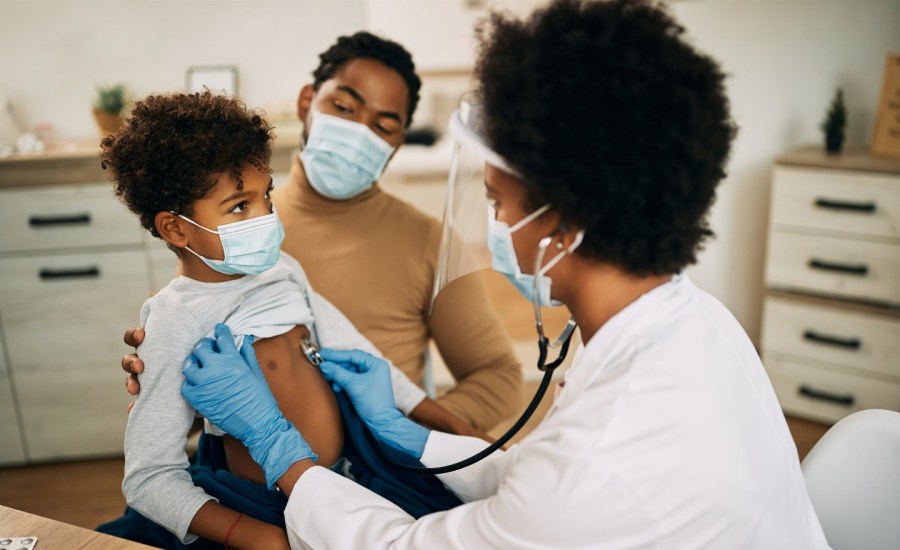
0, 505, 157, 549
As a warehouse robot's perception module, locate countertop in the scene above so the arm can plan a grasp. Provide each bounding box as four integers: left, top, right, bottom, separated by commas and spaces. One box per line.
777, 145, 900, 175
0, 128, 304, 189
0, 128, 453, 189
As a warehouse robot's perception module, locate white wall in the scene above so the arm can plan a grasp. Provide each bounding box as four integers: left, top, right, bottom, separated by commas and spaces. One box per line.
364, 0, 549, 71
370, 0, 900, 345
670, 1, 900, 344
0, 0, 365, 142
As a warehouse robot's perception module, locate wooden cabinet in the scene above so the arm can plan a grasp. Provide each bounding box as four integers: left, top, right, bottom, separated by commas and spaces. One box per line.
0, 137, 295, 464
761, 147, 900, 424
0, 336, 27, 465
0, 182, 162, 462
0, 185, 144, 253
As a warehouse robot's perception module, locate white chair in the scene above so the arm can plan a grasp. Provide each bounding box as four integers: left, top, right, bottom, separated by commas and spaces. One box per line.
801, 409, 900, 550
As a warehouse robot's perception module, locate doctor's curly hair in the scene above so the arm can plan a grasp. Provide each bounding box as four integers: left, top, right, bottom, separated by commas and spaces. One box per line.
100, 91, 273, 239
475, 0, 737, 275
312, 31, 421, 127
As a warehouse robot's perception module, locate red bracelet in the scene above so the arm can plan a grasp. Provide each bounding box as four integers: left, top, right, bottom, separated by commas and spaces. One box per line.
223, 512, 245, 550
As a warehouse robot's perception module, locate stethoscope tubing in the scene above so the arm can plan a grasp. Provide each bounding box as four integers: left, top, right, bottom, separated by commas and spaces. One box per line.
376, 232, 578, 474
377, 328, 575, 474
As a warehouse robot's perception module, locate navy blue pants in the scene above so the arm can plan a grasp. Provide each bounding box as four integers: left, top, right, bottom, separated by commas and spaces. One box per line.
97, 392, 462, 549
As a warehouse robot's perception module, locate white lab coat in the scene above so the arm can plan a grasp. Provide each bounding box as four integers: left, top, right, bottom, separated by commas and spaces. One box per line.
284, 275, 831, 549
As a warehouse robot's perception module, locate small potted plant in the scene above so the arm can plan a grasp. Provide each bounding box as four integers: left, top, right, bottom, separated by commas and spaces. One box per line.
92, 83, 129, 138
820, 88, 847, 155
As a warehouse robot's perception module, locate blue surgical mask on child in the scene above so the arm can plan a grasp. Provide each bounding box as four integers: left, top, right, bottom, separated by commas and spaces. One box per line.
177, 209, 285, 275
300, 111, 395, 200
487, 204, 584, 307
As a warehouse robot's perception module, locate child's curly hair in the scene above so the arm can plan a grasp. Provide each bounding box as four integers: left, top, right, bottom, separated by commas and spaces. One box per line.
100, 91, 274, 238
476, 0, 737, 276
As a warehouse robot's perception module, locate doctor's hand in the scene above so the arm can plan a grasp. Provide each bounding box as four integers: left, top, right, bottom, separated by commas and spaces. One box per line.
319, 348, 430, 459
182, 323, 318, 489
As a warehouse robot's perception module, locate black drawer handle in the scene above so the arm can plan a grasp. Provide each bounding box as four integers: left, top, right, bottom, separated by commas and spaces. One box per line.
803, 330, 861, 350
799, 385, 855, 407
29, 213, 91, 227
814, 198, 876, 213
808, 258, 869, 276
39, 267, 100, 280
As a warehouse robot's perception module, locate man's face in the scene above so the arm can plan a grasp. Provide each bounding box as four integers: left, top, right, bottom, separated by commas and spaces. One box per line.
300, 58, 410, 151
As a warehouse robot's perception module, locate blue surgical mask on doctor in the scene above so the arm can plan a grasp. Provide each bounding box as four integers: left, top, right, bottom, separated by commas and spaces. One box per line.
177, 209, 285, 275
300, 111, 395, 200
487, 204, 585, 307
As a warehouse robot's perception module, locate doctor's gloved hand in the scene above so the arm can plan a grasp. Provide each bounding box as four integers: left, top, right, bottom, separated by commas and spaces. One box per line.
319, 348, 430, 459
181, 324, 317, 488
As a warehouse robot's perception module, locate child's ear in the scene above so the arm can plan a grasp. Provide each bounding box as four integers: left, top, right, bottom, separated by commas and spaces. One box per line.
155, 212, 188, 248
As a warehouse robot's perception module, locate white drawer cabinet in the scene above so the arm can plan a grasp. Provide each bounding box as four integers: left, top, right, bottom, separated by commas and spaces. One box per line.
0, 185, 144, 253
764, 355, 900, 424
0, 335, 27, 465
0, 250, 149, 460
761, 147, 900, 424
769, 167, 900, 240
765, 232, 900, 305
0, 181, 176, 463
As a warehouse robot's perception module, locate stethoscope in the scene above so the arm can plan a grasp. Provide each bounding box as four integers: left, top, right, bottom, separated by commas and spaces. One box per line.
302, 234, 577, 475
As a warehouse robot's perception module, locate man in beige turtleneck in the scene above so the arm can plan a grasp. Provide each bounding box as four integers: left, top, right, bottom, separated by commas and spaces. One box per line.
272, 32, 522, 432
123, 32, 522, 433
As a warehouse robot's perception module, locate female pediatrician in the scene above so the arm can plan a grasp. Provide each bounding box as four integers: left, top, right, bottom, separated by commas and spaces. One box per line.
182, 0, 830, 547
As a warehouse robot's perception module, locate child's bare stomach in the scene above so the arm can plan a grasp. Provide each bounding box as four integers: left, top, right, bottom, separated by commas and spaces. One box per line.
221, 325, 343, 485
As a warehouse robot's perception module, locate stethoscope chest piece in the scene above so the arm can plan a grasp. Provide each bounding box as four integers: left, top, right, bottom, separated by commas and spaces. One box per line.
300, 337, 324, 366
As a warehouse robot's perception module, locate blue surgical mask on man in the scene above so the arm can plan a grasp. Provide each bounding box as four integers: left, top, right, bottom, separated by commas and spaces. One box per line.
177, 209, 285, 275
487, 204, 584, 307
300, 111, 395, 200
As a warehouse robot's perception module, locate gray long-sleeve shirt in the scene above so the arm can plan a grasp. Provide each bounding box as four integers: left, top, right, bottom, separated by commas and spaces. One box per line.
123, 252, 426, 543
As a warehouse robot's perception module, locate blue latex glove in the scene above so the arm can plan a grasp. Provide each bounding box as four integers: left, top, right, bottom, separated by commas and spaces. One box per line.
181, 323, 317, 489
319, 348, 430, 459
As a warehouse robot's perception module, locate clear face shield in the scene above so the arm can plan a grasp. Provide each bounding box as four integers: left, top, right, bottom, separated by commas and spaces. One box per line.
367, 93, 578, 477
430, 92, 576, 373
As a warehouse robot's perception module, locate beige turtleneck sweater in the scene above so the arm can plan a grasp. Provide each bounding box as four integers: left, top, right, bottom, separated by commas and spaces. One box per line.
272, 155, 522, 431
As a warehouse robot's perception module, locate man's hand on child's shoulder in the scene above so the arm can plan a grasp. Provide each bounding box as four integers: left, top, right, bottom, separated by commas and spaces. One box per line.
122, 327, 145, 404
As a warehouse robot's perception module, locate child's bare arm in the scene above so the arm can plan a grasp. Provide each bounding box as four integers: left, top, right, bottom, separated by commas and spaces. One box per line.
409, 399, 494, 442
189, 501, 290, 550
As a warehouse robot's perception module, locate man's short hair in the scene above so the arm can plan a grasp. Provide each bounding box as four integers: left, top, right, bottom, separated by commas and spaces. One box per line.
313, 31, 421, 127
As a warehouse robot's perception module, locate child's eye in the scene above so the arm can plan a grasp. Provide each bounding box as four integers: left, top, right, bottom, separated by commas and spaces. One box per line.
229, 201, 249, 214
334, 101, 352, 114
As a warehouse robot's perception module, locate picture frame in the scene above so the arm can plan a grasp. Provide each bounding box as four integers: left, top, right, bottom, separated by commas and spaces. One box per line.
186, 65, 239, 96
870, 53, 900, 159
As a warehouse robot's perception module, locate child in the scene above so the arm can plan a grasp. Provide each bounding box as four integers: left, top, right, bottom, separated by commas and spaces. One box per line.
96, 91, 461, 549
